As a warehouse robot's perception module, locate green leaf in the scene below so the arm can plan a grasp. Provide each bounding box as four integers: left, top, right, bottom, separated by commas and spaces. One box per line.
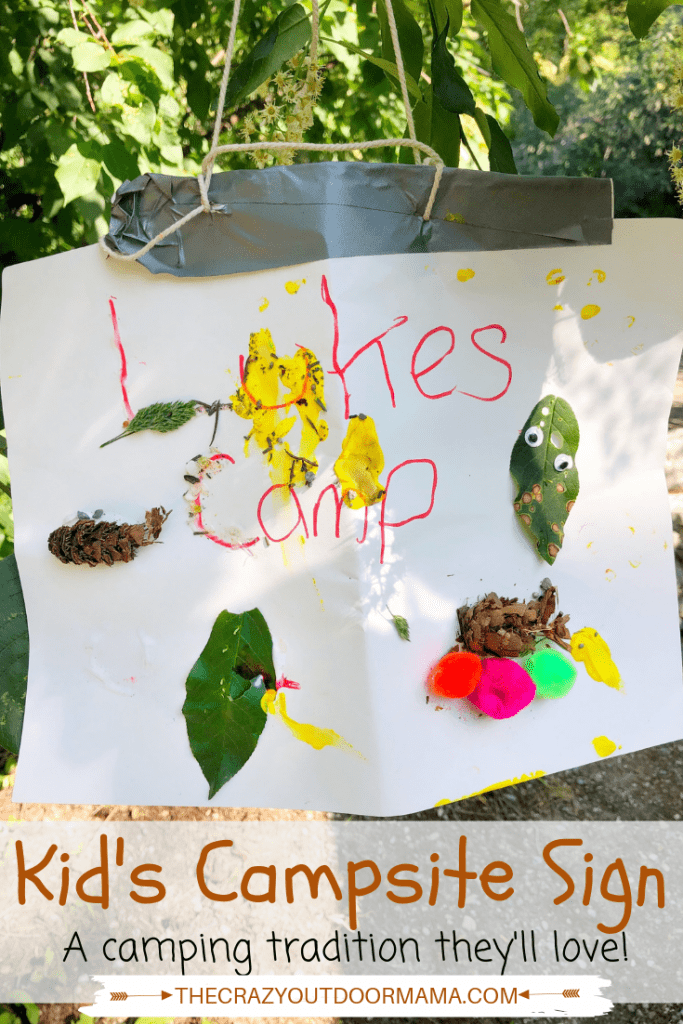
101, 140, 140, 181
56, 27, 90, 48
183, 609, 276, 799
470, 0, 559, 136
0, 554, 29, 755
472, 105, 491, 147
126, 46, 175, 89
100, 400, 199, 447
430, 96, 462, 167
446, 0, 464, 34
139, 8, 174, 37
509, 395, 580, 566
484, 112, 517, 172
626, 0, 681, 37
377, 0, 424, 88
9, 49, 24, 77
111, 20, 156, 45
413, 87, 461, 167
25, 1005, 40, 1024
100, 72, 127, 106
388, 607, 411, 641
55, 144, 101, 205
71, 41, 111, 73
430, 12, 476, 116
117, 96, 156, 144
224, 5, 312, 112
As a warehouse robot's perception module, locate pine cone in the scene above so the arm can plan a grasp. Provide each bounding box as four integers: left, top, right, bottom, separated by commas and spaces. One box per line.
48, 507, 170, 566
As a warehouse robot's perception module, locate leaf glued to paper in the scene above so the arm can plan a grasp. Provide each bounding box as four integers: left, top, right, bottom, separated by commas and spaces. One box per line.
100, 400, 198, 447
510, 395, 580, 566
334, 415, 386, 508
183, 608, 276, 799
0, 554, 28, 754
389, 609, 411, 642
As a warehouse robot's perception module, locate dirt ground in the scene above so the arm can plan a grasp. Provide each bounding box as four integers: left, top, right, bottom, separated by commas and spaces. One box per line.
3, 369, 683, 1023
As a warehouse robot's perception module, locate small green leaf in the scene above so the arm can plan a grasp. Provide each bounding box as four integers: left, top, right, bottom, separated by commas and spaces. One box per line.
9, 49, 24, 77
430, 11, 476, 116
0, 554, 29, 754
55, 144, 102, 205
473, 105, 492, 147
117, 96, 156, 144
470, 0, 559, 136
126, 46, 175, 89
111, 20, 156, 45
627, 0, 680, 37
183, 609, 276, 799
71, 41, 111, 73
100, 400, 198, 447
484, 112, 518, 173
56, 27, 90, 48
510, 395, 580, 566
388, 607, 411, 641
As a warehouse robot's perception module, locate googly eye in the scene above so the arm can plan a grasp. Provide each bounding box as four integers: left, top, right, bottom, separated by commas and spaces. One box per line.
525, 426, 544, 447
554, 453, 573, 472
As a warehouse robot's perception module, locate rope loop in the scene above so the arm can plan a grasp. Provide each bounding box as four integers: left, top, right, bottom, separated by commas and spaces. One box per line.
100, 0, 445, 262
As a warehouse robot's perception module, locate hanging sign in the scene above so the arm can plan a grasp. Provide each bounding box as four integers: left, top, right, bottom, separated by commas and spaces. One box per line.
1, 218, 681, 813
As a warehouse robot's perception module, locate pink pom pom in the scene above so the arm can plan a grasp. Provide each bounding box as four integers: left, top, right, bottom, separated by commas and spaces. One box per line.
468, 659, 536, 720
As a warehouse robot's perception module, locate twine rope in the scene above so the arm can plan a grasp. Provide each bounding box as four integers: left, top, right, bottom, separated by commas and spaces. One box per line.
100, 0, 443, 263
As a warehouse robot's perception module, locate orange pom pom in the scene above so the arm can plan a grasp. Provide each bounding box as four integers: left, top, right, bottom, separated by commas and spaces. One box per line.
428, 651, 482, 699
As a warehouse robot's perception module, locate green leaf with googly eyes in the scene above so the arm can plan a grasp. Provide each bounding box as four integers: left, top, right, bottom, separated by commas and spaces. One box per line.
510, 395, 580, 566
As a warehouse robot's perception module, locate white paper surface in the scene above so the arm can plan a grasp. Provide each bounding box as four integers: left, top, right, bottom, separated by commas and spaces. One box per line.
2, 219, 682, 813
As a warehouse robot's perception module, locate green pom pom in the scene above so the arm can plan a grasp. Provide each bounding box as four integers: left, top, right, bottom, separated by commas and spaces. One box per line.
524, 648, 577, 698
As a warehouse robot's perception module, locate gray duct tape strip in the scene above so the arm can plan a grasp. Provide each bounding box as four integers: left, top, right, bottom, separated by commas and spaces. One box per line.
105, 162, 613, 277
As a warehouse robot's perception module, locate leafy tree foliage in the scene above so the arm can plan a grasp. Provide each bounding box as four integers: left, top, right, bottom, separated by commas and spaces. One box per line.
511, 4, 683, 217
0, 0, 562, 283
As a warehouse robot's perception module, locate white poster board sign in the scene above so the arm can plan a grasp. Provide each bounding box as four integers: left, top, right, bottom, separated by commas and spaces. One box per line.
1, 219, 681, 814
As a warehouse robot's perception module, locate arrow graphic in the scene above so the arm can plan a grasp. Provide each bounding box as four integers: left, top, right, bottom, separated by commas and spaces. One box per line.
520, 989, 580, 999
109, 991, 172, 1001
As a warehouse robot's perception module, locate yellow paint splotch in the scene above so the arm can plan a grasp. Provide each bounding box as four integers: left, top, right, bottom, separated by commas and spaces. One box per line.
285, 279, 306, 294
456, 268, 475, 283
588, 269, 606, 285
334, 415, 386, 509
259, 297, 269, 312
626, 316, 636, 328
553, 304, 563, 311
262, 689, 363, 757
581, 304, 601, 320
445, 210, 466, 223
453, 771, 546, 803
546, 269, 565, 285
592, 735, 617, 758
605, 568, 616, 581
571, 627, 622, 690
231, 327, 328, 488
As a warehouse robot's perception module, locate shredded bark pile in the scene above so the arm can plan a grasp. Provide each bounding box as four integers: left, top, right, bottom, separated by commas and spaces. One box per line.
48, 507, 170, 566
457, 583, 571, 657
